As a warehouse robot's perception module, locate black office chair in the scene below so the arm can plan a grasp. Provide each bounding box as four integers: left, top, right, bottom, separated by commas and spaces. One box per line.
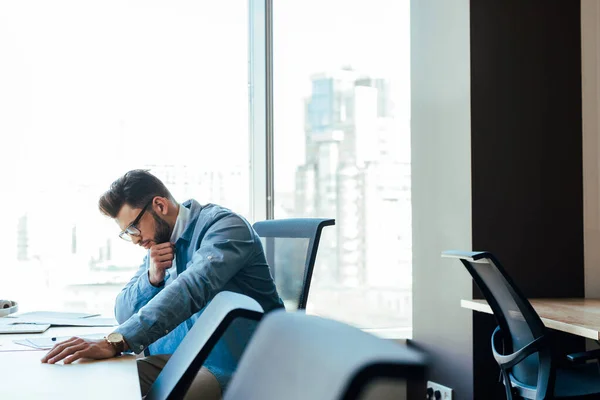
442, 250, 600, 400
146, 291, 264, 400
252, 218, 335, 310
224, 310, 427, 400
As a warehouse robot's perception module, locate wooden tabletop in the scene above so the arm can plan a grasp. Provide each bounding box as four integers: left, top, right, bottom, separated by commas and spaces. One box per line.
0, 326, 140, 399
462, 298, 600, 340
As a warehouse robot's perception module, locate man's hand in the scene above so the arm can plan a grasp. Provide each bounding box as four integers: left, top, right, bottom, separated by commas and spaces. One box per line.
40, 337, 117, 365
149, 242, 175, 286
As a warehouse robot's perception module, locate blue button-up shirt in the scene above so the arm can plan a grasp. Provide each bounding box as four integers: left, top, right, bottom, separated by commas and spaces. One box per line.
114, 200, 284, 388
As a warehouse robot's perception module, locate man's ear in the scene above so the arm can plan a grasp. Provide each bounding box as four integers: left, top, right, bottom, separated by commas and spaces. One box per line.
152, 196, 170, 215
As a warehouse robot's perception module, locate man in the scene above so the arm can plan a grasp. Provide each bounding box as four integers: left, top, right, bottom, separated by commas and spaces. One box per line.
41, 169, 284, 399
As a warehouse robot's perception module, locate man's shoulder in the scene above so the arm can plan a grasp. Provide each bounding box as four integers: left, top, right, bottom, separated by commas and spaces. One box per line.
197, 202, 236, 219
182, 202, 255, 246
182, 200, 230, 218
188, 201, 248, 229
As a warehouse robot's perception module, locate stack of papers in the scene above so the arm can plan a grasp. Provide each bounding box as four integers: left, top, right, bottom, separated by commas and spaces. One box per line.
3, 311, 118, 327
14, 334, 106, 350
14, 311, 100, 319
0, 324, 51, 334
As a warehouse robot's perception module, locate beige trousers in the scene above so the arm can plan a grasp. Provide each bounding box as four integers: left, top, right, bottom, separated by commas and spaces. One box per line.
137, 354, 222, 400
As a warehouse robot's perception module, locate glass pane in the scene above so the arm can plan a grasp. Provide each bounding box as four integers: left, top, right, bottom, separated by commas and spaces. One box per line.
0, 0, 250, 315
260, 237, 310, 310
274, 0, 411, 332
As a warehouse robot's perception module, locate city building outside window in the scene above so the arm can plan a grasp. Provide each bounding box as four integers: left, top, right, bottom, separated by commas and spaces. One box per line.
273, 0, 412, 336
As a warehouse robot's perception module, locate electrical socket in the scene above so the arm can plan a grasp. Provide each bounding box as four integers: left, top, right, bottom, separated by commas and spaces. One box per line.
427, 381, 453, 400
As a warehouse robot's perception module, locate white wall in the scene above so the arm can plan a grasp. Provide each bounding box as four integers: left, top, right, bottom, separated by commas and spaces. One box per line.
582, 0, 600, 298
411, 0, 473, 398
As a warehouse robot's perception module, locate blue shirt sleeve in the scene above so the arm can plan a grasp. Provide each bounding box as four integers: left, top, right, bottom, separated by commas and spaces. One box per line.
114, 213, 255, 354
114, 254, 164, 324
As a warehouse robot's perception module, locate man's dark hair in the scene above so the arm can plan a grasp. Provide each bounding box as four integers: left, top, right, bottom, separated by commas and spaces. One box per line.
98, 169, 174, 218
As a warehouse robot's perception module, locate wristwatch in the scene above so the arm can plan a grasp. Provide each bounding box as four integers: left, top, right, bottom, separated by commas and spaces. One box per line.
105, 332, 126, 355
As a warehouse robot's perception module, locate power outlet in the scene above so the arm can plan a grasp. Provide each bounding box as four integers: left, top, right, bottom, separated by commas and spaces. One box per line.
427, 381, 453, 400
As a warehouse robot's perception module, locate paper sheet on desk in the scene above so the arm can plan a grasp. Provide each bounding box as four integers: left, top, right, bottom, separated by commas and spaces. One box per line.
5, 317, 117, 327
14, 334, 106, 350
7, 311, 100, 320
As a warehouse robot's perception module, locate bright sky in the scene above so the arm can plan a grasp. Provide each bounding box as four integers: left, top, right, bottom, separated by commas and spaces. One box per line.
0, 1, 248, 193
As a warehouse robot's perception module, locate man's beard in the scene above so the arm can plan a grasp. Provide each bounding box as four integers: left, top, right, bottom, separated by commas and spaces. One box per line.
151, 210, 172, 244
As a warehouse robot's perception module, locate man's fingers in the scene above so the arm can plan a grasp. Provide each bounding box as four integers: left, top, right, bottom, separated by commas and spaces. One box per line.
47, 342, 87, 364
151, 242, 174, 252
42, 343, 66, 362
41, 337, 82, 362
154, 253, 174, 262
152, 247, 175, 258
47, 343, 88, 364
63, 349, 88, 365
156, 261, 173, 270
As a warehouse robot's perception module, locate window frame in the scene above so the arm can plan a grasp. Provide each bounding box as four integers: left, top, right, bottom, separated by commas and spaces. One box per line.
249, 0, 274, 223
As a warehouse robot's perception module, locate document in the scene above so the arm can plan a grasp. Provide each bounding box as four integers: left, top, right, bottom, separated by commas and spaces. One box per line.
5, 316, 117, 327
14, 333, 106, 350
0, 324, 51, 334
7, 311, 100, 319
3, 311, 117, 327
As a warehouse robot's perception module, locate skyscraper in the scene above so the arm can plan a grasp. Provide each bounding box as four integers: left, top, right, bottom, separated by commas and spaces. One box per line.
296, 68, 410, 297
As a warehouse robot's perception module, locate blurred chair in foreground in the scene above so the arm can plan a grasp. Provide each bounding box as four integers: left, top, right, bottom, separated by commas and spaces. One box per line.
146, 291, 264, 400
224, 310, 427, 400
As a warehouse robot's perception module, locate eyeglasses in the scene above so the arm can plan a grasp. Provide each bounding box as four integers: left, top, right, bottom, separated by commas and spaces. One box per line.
119, 199, 153, 242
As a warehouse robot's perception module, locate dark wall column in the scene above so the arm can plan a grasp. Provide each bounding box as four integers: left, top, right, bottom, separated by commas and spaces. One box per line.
412, 1, 584, 399
470, 1, 584, 398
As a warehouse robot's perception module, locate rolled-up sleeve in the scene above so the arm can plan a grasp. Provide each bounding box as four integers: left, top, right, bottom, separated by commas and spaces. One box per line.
114, 213, 254, 354
114, 255, 164, 324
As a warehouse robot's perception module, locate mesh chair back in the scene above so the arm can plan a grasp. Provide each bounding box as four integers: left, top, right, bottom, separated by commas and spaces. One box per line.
442, 251, 547, 387
224, 310, 427, 400
252, 218, 335, 310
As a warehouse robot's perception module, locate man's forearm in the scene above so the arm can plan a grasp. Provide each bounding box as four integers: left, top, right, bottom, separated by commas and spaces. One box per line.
114, 271, 204, 354
115, 270, 163, 324
115, 248, 249, 353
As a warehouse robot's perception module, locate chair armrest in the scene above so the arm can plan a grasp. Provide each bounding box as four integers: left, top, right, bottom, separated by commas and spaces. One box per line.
491, 326, 548, 370
566, 349, 600, 364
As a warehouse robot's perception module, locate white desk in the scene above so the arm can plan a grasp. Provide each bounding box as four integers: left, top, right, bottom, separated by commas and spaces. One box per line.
0, 326, 141, 399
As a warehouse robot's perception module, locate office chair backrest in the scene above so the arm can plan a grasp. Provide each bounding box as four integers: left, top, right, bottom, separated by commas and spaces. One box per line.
442, 250, 548, 388
224, 310, 427, 400
252, 218, 335, 310
146, 291, 264, 400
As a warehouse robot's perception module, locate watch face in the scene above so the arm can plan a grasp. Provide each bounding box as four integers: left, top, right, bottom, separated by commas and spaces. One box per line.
107, 332, 123, 343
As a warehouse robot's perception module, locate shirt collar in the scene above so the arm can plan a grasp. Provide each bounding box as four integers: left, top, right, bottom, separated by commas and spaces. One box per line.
170, 203, 191, 243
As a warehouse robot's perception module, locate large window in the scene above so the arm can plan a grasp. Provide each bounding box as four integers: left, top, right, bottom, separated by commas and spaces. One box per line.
0, 1, 412, 335
0, 1, 250, 316
273, 0, 411, 334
